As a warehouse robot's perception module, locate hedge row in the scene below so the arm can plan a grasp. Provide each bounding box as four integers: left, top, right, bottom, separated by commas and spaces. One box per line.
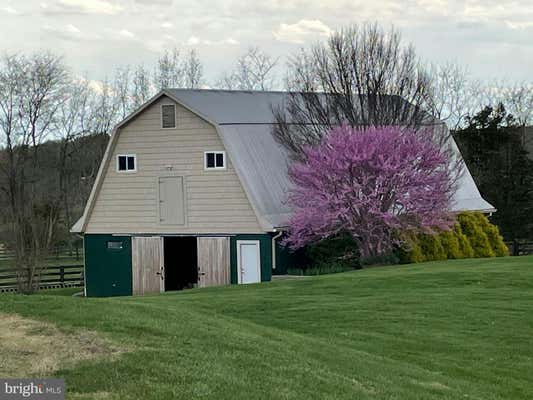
400, 212, 508, 263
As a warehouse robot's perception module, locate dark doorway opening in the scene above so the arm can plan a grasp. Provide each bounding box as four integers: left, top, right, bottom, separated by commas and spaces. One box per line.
163, 237, 198, 291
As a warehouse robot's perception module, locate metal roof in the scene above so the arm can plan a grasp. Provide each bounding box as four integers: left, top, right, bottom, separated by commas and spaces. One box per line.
168, 89, 496, 229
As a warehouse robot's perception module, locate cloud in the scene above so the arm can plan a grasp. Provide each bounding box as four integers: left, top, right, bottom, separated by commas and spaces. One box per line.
43, 0, 123, 15
274, 19, 332, 44
1, 5, 19, 14
161, 22, 174, 29
119, 29, 135, 38
42, 24, 102, 41
186, 36, 240, 46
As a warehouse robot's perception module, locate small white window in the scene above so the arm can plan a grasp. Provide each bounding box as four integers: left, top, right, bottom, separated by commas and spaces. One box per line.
107, 241, 123, 250
204, 151, 226, 170
161, 104, 176, 128
117, 154, 137, 172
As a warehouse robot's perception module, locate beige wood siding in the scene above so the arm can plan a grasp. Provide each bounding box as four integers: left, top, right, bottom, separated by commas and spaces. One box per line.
85, 96, 262, 234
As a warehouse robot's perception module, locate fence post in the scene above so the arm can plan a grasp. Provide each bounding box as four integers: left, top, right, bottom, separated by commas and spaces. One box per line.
60, 266, 65, 285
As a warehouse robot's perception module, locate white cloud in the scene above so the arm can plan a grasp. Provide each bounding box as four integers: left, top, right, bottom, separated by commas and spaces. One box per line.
224, 37, 239, 45
46, 0, 123, 15
1, 6, 19, 14
186, 36, 239, 46
43, 24, 101, 40
119, 29, 135, 38
505, 20, 533, 30
161, 22, 173, 29
274, 19, 332, 44
187, 36, 200, 45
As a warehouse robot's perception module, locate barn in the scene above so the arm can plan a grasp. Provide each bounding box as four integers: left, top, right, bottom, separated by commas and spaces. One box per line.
71, 89, 494, 297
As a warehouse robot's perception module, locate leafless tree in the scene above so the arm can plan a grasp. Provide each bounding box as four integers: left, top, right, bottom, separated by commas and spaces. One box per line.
131, 65, 153, 108
114, 66, 131, 119
0, 52, 69, 293
154, 48, 183, 89
88, 77, 120, 135
183, 49, 203, 89
273, 23, 434, 157
217, 47, 279, 90
424, 62, 483, 131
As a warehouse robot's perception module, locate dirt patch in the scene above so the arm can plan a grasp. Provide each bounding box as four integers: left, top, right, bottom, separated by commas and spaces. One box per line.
0, 313, 123, 377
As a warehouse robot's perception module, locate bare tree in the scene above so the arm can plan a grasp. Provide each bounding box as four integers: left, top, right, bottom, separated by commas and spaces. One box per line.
114, 66, 131, 119
154, 48, 183, 89
0, 52, 69, 293
131, 65, 153, 108
53, 80, 92, 248
88, 77, 120, 135
425, 62, 483, 131
217, 47, 278, 90
273, 23, 434, 156
182, 49, 203, 89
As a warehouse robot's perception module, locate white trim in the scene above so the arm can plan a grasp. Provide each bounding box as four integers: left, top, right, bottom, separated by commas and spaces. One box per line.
203, 150, 226, 170
160, 103, 177, 129
116, 154, 137, 173
236, 240, 261, 284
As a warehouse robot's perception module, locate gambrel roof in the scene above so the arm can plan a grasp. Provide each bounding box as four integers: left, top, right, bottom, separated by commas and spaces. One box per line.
71, 89, 495, 233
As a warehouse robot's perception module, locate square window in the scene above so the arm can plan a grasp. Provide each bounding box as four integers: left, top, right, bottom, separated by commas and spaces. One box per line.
117, 154, 136, 172
204, 151, 225, 170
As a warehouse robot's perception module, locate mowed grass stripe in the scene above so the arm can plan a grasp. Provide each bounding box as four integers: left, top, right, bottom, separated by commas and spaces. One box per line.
0, 256, 532, 399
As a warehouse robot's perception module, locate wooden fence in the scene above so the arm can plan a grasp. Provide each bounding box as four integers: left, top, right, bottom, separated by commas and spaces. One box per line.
0, 264, 84, 293
506, 240, 533, 256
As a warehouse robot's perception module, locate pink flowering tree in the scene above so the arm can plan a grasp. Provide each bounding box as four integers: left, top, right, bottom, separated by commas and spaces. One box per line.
285, 126, 455, 258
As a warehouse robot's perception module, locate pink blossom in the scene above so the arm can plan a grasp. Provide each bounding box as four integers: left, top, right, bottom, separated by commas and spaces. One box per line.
285, 126, 454, 257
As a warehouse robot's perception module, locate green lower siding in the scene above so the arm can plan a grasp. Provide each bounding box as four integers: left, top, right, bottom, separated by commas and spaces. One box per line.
84, 234, 132, 297
230, 234, 273, 284
84, 233, 273, 297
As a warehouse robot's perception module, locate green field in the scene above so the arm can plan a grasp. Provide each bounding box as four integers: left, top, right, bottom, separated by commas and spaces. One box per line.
1, 256, 532, 399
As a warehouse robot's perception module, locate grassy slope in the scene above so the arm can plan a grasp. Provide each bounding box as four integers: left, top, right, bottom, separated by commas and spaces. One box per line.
1, 256, 532, 400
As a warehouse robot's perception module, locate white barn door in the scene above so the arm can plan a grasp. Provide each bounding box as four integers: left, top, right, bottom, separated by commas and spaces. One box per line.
132, 236, 164, 295
237, 240, 261, 284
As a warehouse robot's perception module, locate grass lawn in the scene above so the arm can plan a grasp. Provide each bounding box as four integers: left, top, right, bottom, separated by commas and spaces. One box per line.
1, 256, 532, 399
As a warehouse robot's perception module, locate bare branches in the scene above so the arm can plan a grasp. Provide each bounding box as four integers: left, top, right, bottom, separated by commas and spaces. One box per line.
274, 23, 432, 157
217, 47, 279, 90
183, 49, 203, 89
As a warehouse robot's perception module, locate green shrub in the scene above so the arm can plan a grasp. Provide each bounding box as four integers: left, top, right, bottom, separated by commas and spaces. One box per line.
399, 234, 424, 264
305, 233, 361, 270
418, 233, 447, 261
399, 212, 504, 263
453, 224, 474, 258
438, 230, 462, 259
472, 213, 509, 257
458, 213, 495, 258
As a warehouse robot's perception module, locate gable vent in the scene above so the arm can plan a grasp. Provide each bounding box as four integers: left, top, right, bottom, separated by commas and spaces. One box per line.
161, 104, 176, 128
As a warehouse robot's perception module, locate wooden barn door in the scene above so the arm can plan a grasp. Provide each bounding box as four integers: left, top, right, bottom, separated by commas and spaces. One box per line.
132, 236, 164, 295
197, 237, 230, 288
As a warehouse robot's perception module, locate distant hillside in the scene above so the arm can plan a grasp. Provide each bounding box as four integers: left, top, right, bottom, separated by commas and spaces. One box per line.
0, 133, 109, 246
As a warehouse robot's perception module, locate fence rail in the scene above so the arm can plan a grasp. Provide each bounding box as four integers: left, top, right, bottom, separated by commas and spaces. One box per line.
0, 264, 84, 293
506, 240, 533, 256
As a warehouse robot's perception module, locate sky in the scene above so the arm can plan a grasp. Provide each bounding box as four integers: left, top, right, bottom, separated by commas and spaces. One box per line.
0, 0, 532, 85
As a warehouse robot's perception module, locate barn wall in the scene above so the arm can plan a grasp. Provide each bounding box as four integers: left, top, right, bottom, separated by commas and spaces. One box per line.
85, 95, 262, 234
